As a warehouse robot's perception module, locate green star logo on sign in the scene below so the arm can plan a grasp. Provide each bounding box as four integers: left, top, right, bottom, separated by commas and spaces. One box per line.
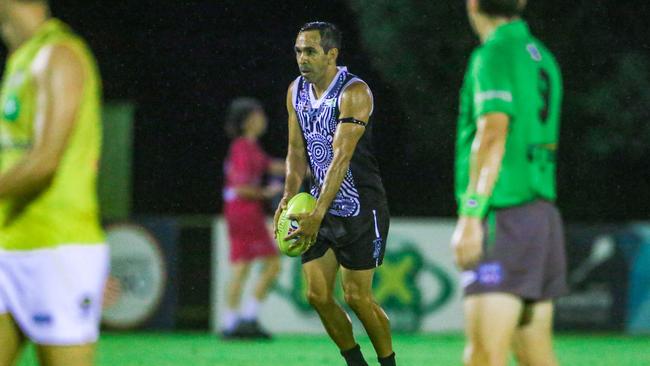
375, 250, 422, 305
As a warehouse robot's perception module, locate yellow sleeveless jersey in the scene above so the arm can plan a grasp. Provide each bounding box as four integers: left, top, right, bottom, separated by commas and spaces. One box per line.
0, 19, 104, 250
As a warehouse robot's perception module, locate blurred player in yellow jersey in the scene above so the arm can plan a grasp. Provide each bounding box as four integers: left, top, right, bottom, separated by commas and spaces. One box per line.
0, 1, 107, 365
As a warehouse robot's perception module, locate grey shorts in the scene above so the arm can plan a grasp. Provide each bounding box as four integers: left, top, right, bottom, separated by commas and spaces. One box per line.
463, 200, 568, 301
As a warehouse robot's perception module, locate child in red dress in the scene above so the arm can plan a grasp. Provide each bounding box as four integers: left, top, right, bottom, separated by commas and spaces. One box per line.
222, 98, 284, 338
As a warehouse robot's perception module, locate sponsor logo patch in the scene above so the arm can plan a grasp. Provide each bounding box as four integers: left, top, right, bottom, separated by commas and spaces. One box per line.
3, 95, 20, 122
373, 238, 383, 260
527, 43, 542, 61
478, 262, 504, 286
32, 313, 53, 326
80, 295, 93, 318
323, 98, 336, 107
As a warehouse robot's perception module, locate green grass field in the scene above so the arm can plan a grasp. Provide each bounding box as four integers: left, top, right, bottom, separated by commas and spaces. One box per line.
17, 333, 650, 366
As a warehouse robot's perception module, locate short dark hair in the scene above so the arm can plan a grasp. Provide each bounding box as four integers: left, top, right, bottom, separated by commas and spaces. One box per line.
478, 0, 525, 17
299, 21, 342, 53
225, 97, 263, 139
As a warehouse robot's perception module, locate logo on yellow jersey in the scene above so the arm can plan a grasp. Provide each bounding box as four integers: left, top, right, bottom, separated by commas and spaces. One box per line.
3, 72, 25, 122
3, 95, 20, 122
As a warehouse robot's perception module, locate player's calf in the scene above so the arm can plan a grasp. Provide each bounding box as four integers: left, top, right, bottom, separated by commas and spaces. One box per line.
342, 269, 395, 364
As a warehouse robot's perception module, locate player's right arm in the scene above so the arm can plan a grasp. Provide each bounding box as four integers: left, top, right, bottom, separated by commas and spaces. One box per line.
273, 81, 307, 236
452, 114, 509, 269
451, 47, 512, 270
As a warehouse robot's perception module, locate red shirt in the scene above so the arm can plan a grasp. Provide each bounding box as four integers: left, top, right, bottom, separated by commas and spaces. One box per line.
223, 137, 270, 206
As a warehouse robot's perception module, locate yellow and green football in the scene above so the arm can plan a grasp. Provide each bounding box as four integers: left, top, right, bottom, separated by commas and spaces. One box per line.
276, 193, 317, 257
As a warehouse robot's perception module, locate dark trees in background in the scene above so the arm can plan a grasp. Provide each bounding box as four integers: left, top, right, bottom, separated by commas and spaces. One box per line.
350, 0, 650, 220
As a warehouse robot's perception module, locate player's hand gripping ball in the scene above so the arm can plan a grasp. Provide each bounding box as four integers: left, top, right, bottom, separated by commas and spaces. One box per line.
276, 193, 317, 257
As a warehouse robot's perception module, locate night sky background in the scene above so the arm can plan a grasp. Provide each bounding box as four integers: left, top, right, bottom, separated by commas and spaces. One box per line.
14, 1, 650, 221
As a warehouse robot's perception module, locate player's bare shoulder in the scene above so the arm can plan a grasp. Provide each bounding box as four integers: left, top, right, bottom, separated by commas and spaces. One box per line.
31, 43, 85, 82
287, 79, 297, 97
339, 80, 373, 119
286, 79, 298, 110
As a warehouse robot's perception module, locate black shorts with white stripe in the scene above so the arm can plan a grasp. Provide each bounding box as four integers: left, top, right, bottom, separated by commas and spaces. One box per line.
301, 203, 390, 270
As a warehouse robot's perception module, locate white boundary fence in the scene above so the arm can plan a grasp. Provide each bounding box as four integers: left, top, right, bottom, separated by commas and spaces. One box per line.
211, 217, 464, 334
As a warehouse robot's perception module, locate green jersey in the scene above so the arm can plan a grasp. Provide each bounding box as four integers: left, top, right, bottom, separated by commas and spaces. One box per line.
0, 19, 104, 250
455, 20, 563, 208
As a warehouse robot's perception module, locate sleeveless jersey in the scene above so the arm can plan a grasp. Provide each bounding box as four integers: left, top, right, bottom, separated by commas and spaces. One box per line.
292, 67, 386, 217
0, 19, 104, 250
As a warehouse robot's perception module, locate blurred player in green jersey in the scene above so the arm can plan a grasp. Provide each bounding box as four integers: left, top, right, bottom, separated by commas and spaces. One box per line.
0, 1, 106, 365
452, 0, 567, 365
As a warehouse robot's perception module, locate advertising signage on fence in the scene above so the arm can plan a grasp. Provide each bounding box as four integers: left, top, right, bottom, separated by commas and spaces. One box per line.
102, 218, 179, 330
212, 218, 650, 334
212, 218, 464, 334
555, 223, 650, 334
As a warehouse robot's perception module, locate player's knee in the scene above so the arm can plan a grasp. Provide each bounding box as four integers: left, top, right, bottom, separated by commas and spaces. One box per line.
483, 347, 509, 366
228, 277, 244, 292
306, 290, 333, 310
512, 347, 530, 366
343, 291, 372, 311
516, 350, 556, 366
231, 265, 250, 282
263, 257, 281, 277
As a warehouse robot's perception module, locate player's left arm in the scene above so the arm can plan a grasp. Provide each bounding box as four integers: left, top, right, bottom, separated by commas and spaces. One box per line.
452, 113, 509, 269
0, 44, 85, 199
286, 81, 372, 247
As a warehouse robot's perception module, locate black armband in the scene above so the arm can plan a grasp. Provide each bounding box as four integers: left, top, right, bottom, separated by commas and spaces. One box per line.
338, 117, 367, 127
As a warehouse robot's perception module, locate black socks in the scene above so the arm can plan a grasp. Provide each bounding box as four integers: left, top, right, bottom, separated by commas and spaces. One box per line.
341, 344, 396, 366
341, 344, 369, 366
378, 352, 396, 366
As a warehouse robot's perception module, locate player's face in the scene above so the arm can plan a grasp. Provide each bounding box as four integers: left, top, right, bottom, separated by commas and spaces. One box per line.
294, 31, 330, 83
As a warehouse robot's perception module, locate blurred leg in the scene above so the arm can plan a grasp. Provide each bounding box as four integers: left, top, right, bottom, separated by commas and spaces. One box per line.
341, 267, 393, 358
37, 344, 95, 366
0, 313, 24, 366
463, 296, 486, 366
102, 275, 122, 310
227, 262, 252, 310
303, 249, 356, 350
238, 255, 281, 337
512, 301, 558, 366
464, 293, 522, 366
253, 255, 281, 301
222, 261, 252, 333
